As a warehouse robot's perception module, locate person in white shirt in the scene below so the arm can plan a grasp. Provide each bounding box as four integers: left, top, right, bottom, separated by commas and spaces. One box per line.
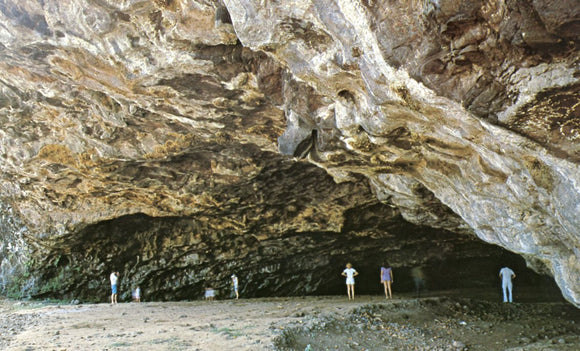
231, 274, 239, 299
110, 271, 119, 304
499, 267, 516, 303
133, 286, 141, 303
341, 263, 359, 300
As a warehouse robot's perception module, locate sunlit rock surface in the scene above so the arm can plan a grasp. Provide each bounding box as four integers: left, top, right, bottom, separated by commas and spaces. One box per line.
0, 0, 578, 305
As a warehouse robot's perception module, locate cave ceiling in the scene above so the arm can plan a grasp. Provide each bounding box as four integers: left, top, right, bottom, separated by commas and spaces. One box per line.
0, 0, 578, 306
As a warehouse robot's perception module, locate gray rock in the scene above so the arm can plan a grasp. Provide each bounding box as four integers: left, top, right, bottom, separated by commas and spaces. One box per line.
452, 340, 466, 349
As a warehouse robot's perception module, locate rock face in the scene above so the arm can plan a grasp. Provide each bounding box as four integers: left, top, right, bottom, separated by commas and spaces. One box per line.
0, 1, 578, 305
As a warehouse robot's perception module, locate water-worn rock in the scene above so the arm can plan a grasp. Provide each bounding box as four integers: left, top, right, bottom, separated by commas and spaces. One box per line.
0, 1, 578, 305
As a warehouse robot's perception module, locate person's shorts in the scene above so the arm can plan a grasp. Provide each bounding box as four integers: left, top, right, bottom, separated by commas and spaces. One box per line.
111, 285, 118, 294
346, 278, 355, 285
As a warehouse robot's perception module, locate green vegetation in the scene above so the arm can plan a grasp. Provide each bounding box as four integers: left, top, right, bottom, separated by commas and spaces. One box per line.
148, 337, 191, 350
4, 268, 31, 299
210, 326, 245, 339
110, 341, 132, 347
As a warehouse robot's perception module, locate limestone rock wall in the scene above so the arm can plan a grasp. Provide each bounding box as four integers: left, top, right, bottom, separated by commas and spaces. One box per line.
0, 0, 578, 305
225, 0, 580, 305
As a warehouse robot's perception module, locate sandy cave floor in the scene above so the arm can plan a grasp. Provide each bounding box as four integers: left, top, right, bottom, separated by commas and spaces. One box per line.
0, 289, 578, 351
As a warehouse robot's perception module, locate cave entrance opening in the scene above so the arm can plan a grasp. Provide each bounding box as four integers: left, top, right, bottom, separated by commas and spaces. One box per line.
29, 214, 566, 305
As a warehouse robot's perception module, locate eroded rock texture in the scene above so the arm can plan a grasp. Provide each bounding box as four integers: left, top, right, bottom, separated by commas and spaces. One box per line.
0, 0, 578, 305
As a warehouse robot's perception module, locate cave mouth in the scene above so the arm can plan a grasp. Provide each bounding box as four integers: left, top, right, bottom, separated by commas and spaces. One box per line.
328, 255, 563, 303
29, 214, 563, 304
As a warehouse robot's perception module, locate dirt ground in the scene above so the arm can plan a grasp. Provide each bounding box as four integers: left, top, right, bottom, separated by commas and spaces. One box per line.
0, 289, 578, 351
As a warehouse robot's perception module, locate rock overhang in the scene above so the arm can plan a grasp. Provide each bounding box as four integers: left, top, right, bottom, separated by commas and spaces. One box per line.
0, 0, 578, 306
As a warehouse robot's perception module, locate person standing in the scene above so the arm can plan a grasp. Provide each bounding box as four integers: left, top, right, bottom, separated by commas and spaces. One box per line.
133, 286, 141, 303
110, 271, 119, 304
341, 263, 359, 300
499, 266, 516, 303
380, 262, 394, 299
411, 266, 425, 297
231, 274, 239, 299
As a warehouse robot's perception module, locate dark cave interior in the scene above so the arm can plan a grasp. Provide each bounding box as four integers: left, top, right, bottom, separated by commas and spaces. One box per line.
31, 213, 564, 304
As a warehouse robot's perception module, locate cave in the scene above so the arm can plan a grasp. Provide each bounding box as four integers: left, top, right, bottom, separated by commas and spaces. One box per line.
28, 185, 563, 304
0, 0, 578, 311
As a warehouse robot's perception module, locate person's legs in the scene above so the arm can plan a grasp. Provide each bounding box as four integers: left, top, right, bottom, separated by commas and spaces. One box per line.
386, 281, 392, 298
346, 284, 351, 299
502, 282, 508, 302
383, 281, 388, 298
507, 281, 513, 303
348, 284, 355, 300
